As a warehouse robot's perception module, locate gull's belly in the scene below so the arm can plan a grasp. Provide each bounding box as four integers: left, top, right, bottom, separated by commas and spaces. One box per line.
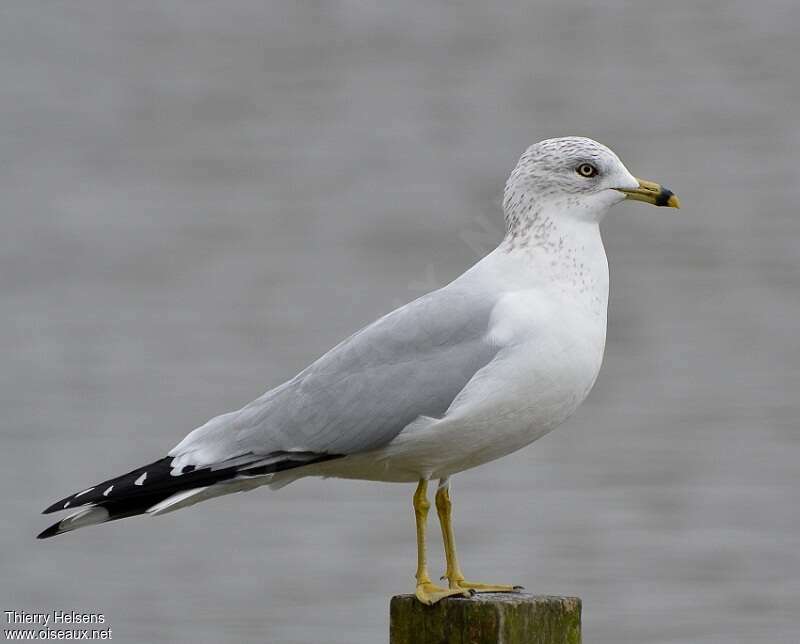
426, 327, 605, 477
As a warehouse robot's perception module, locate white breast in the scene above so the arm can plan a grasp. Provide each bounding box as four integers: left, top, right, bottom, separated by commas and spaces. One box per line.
448, 289, 606, 468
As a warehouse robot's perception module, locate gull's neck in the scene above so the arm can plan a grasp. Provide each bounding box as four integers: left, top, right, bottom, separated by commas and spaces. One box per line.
495, 199, 610, 317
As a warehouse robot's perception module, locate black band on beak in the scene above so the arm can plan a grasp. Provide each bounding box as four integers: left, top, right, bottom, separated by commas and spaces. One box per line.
655, 188, 676, 208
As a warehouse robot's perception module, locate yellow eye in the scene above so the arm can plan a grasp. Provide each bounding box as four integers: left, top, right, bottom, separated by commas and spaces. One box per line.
576, 163, 598, 178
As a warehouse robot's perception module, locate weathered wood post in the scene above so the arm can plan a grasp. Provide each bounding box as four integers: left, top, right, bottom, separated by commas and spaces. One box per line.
390, 593, 581, 644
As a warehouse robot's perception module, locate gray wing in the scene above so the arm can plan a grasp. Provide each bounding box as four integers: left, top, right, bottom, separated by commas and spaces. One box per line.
169, 281, 498, 469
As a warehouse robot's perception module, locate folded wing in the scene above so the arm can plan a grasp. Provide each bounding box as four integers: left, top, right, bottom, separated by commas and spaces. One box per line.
169, 281, 499, 472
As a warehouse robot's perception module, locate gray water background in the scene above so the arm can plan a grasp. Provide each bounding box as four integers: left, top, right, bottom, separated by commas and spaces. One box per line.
2, 2, 798, 642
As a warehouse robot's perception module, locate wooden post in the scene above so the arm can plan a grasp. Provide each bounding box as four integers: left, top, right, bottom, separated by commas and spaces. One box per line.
390, 593, 581, 644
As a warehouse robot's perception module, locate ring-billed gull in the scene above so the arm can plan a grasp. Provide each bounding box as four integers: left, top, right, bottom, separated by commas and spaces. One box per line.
39, 137, 679, 605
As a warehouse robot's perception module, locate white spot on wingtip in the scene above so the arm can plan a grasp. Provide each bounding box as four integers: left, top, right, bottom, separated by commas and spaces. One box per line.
103, 485, 113, 496
134, 472, 147, 486
75, 487, 95, 498
64, 501, 70, 508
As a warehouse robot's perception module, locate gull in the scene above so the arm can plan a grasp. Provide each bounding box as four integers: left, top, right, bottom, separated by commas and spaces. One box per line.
38, 137, 679, 605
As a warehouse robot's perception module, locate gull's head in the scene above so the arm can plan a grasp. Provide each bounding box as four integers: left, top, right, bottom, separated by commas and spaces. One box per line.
503, 137, 679, 228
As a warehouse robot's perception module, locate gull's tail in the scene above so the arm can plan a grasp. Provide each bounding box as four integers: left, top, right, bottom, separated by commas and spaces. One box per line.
38, 452, 340, 539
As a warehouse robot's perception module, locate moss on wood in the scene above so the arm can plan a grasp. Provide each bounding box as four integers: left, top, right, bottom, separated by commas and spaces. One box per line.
390, 593, 581, 644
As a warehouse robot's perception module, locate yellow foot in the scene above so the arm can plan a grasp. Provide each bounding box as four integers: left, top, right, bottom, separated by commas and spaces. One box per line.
415, 581, 473, 605
451, 580, 524, 593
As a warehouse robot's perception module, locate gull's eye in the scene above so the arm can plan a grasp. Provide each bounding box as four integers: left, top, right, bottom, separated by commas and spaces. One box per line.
576, 163, 598, 178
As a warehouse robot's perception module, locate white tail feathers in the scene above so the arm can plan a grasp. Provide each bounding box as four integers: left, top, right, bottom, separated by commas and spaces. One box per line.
146, 477, 268, 516
52, 507, 110, 536
146, 488, 209, 516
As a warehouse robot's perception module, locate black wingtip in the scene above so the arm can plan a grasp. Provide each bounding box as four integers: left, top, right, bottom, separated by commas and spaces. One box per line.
37, 452, 344, 538
37, 521, 63, 539
43, 498, 83, 515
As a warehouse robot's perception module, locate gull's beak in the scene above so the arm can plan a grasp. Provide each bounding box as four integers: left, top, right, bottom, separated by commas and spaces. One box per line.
618, 178, 681, 208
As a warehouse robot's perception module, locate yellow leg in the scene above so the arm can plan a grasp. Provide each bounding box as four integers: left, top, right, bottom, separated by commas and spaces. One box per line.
413, 479, 471, 605
435, 478, 523, 594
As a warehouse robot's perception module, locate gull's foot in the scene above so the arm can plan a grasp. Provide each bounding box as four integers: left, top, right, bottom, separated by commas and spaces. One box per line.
451, 580, 524, 593
415, 581, 473, 605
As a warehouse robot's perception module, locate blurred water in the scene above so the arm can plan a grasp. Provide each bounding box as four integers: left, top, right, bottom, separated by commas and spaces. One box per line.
1, 2, 798, 643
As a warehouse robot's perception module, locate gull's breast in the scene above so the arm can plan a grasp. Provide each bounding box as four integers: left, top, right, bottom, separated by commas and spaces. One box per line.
466, 289, 608, 451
